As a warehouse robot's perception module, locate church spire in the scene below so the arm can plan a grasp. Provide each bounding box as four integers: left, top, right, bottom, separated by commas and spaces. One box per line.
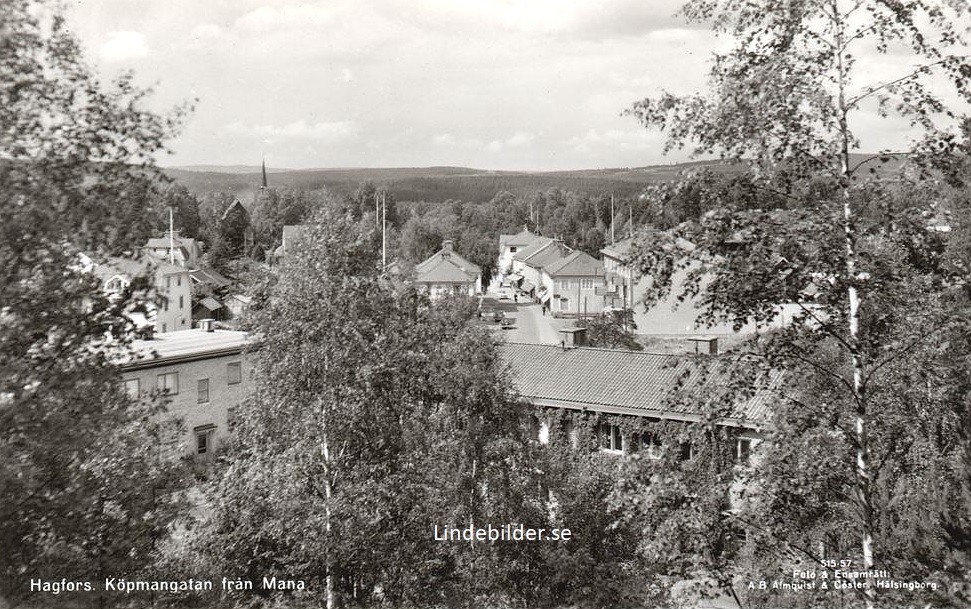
260, 155, 268, 190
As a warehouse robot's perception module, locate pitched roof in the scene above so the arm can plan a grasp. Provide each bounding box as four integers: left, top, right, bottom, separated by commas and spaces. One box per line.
600, 236, 636, 262
189, 267, 232, 288
415, 245, 480, 277
500, 228, 541, 249
514, 239, 573, 271
221, 199, 249, 220
497, 343, 779, 427
544, 251, 605, 277
92, 255, 187, 282
600, 231, 694, 263
414, 245, 481, 284
512, 237, 554, 262
197, 296, 223, 311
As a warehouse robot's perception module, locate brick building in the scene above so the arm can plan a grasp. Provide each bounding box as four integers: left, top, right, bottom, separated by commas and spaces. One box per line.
120, 325, 254, 459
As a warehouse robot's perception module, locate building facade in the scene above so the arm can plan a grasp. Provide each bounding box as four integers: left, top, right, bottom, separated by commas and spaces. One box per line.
120, 327, 254, 459
497, 228, 541, 280
497, 340, 775, 460
541, 251, 607, 317
94, 256, 192, 334
414, 240, 482, 299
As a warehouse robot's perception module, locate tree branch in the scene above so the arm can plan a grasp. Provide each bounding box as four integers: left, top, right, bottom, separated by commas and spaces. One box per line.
846, 59, 948, 109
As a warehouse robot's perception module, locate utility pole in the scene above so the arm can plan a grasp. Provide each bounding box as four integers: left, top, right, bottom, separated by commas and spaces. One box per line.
610, 194, 615, 244
375, 191, 379, 228
382, 191, 387, 267
168, 207, 175, 265
629, 204, 633, 238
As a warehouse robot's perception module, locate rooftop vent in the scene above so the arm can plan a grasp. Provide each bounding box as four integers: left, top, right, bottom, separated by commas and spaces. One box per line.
199, 318, 216, 333
559, 326, 587, 348
687, 336, 718, 355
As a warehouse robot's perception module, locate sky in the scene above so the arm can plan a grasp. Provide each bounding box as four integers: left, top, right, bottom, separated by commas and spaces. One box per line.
65, 0, 968, 171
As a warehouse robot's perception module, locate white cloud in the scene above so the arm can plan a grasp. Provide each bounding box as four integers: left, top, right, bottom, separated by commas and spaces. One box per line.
225, 120, 358, 143
432, 133, 457, 146
234, 5, 335, 32
567, 127, 662, 155
434, 131, 535, 153
99, 31, 149, 63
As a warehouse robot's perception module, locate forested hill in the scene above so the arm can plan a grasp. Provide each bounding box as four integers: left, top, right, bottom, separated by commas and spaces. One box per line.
163, 161, 740, 202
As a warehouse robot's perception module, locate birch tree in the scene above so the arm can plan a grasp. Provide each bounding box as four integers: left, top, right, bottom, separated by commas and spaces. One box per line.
628, 1, 971, 607
188, 208, 548, 609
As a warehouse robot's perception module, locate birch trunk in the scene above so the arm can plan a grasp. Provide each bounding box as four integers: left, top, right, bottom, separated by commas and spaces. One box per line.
834, 4, 874, 605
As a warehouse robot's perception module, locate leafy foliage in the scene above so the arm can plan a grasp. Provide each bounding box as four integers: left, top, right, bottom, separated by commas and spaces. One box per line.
1, 0, 190, 603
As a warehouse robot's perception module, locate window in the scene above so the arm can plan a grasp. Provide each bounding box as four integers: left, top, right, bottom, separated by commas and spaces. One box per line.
122, 378, 140, 398
157, 372, 178, 394
179, 295, 184, 309
197, 378, 210, 403
559, 298, 570, 312
737, 439, 753, 464
581, 279, 594, 289
630, 432, 663, 459
679, 442, 694, 461
561, 419, 578, 448
558, 279, 571, 290
166, 277, 171, 289
163, 297, 169, 311
194, 424, 215, 455
227, 408, 238, 433
161, 323, 167, 333
598, 423, 623, 452
177, 276, 181, 286
528, 415, 540, 441
510, 246, 517, 253
227, 362, 242, 385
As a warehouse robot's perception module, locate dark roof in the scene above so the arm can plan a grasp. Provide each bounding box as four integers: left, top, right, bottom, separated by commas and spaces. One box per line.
221, 199, 249, 221
544, 251, 605, 277
189, 267, 231, 288
497, 343, 779, 428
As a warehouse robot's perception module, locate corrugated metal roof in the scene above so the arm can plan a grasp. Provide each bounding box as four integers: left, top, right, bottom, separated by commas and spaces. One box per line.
496, 343, 779, 427
198, 297, 223, 311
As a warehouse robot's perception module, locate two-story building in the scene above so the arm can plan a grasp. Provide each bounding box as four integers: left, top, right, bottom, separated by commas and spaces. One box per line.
93, 256, 192, 334
541, 251, 607, 317
142, 230, 205, 268
120, 324, 254, 458
498, 228, 542, 280
414, 240, 482, 299
510, 238, 573, 299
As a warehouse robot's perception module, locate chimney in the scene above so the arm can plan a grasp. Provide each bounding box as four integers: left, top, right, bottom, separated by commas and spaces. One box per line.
200, 318, 216, 333
442, 240, 453, 252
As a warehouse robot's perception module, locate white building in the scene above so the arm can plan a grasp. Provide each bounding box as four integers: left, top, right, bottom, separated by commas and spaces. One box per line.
414, 240, 482, 299
93, 256, 192, 334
